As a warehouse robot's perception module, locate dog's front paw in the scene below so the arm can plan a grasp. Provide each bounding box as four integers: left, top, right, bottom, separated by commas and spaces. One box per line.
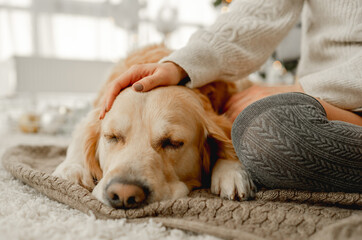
211, 159, 256, 200
52, 163, 94, 190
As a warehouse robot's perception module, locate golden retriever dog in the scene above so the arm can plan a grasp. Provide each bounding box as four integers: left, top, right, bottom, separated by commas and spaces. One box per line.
53, 45, 255, 209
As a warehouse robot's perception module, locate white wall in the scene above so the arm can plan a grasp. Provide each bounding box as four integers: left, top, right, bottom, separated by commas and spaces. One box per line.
11, 56, 113, 93
0, 59, 16, 97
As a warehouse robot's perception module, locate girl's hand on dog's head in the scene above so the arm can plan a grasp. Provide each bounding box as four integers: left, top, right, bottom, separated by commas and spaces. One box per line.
99, 62, 187, 119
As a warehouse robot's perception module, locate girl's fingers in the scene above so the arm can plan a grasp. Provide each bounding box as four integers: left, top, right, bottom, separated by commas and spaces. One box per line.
133, 72, 169, 92
132, 66, 181, 92
103, 85, 124, 113
99, 62, 185, 120
99, 99, 107, 119
99, 106, 106, 120
132, 75, 158, 92
104, 66, 152, 112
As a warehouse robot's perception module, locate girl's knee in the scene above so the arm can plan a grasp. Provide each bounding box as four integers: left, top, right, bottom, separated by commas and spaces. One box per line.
231, 93, 362, 192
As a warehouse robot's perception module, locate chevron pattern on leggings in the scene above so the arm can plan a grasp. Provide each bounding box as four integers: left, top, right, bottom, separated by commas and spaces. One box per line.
231, 93, 362, 193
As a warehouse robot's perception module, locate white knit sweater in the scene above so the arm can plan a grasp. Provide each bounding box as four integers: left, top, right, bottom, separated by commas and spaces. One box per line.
162, 0, 362, 112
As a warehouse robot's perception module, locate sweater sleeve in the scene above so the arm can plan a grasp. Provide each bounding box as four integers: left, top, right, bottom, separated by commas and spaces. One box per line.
299, 53, 362, 111
161, 0, 304, 88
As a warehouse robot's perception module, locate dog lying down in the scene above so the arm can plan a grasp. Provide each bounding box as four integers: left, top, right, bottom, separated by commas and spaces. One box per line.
53, 45, 256, 209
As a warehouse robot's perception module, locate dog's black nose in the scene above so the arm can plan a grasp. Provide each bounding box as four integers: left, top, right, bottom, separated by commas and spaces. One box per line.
105, 178, 148, 209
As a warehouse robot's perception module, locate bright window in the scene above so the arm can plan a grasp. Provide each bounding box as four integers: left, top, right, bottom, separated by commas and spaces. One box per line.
0, 0, 218, 61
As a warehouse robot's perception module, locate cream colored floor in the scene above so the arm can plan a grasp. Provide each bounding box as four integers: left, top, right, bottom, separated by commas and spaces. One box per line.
0, 132, 219, 240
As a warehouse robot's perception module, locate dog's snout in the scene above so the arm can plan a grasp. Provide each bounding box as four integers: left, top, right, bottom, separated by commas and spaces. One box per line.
105, 178, 148, 209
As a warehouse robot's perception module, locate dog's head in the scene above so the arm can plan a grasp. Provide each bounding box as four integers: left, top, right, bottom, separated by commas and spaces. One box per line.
79, 82, 236, 209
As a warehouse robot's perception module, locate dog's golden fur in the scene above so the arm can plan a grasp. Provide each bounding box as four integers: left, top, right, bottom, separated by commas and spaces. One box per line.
53, 45, 255, 208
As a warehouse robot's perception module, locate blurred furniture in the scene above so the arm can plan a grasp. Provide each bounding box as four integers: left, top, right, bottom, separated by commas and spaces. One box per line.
1, 56, 113, 96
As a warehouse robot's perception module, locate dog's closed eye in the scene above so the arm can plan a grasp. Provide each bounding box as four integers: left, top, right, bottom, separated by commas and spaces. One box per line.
104, 134, 125, 144
159, 137, 184, 150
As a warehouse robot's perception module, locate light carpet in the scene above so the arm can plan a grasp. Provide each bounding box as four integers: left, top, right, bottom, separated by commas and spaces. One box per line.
2, 143, 362, 240
0, 133, 218, 240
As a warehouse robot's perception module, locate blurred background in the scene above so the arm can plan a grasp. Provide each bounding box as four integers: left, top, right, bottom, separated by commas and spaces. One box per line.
0, 0, 301, 137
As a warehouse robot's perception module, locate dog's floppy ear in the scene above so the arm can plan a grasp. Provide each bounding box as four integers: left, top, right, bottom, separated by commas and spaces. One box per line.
199, 110, 237, 187
196, 80, 252, 185
197, 79, 253, 114
196, 81, 237, 114
55, 108, 103, 190
82, 108, 103, 185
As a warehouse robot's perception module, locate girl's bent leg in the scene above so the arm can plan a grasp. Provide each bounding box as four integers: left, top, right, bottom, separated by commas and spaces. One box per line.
231, 92, 362, 193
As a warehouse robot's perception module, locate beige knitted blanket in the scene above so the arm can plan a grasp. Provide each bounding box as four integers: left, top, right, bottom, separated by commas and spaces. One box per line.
2, 145, 362, 240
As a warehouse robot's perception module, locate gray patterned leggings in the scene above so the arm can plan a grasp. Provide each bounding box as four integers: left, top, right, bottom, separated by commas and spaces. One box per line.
231, 93, 362, 193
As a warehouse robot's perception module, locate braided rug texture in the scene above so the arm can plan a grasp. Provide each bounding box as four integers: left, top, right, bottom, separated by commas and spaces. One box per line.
2, 145, 362, 240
